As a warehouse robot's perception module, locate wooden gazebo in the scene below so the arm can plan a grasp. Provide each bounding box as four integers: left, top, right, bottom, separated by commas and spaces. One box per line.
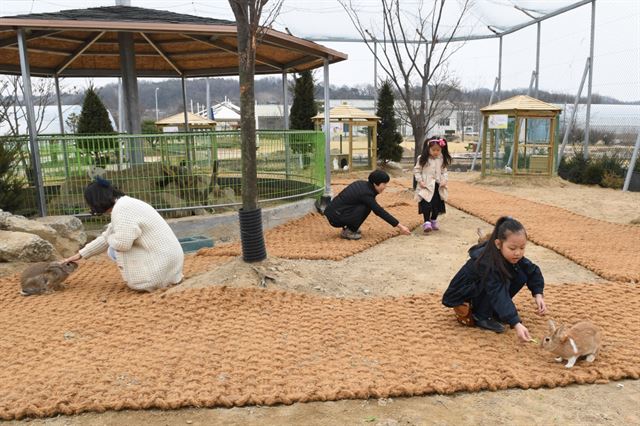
0, 5, 347, 215
480, 95, 561, 176
312, 102, 380, 170
155, 112, 216, 132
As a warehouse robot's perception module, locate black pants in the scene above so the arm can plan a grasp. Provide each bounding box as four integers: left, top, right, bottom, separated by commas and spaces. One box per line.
471, 280, 526, 321
418, 183, 445, 222
326, 204, 371, 232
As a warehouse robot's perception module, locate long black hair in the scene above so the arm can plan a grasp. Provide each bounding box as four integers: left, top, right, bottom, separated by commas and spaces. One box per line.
418, 136, 452, 168
84, 176, 125, 215
475, 216, 527, 282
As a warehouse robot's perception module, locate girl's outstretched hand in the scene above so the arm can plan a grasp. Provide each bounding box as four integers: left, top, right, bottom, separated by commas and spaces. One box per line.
62, 253, 82, 264
514, 323, 531, 343
535, 294, 547, 315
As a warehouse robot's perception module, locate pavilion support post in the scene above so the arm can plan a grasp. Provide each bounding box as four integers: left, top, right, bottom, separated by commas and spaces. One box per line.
371, 121, 378, 170
54, 74, 70, 179
181, 75, 192, 169
206, 78, 212, 119
322, 58, 331, 198
118, 31, 143, 164
348, 121, 353, 171
17, 29, 47, 217
282, 70, 289, 129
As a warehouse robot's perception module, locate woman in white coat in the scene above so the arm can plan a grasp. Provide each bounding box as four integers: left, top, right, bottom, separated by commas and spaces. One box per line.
64, 178, 184, 292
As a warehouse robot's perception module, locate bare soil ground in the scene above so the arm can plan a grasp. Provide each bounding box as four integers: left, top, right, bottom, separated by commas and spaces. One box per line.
4, 170, 639, 426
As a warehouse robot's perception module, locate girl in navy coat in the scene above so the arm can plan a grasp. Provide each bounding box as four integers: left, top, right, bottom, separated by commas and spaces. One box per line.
442, 216, 547, 342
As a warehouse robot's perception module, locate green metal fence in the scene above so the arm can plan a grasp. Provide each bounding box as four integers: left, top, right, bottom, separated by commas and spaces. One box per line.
1, 130, 325, 218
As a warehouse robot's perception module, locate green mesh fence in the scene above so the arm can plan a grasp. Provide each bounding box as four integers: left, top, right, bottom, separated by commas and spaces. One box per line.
1, 130, 325, 219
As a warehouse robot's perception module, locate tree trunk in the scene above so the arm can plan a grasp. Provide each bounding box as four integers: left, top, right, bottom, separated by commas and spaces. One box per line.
236, 21, 258, 211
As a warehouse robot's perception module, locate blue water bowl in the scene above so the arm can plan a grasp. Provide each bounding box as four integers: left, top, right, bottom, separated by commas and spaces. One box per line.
178, 235, 214, 253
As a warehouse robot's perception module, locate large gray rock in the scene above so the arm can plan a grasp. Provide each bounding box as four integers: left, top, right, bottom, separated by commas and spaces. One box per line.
0, 230, 55, 262
35, 216, 87, 248
0, 214, 58, 243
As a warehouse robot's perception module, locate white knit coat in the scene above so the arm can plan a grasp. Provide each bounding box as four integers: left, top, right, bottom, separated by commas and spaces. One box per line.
413, 155, 449, 203
79, 196, 184, 292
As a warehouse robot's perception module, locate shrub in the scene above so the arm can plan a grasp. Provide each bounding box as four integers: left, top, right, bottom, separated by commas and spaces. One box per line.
601, 171, 624, 189
558, 152, 588, 183
0, 139, 28, 213
583, 162, 603, 185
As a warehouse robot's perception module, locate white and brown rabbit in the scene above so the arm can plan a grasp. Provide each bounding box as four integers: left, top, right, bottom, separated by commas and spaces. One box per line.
20, 261, 78, 296
542, 320, 601, 368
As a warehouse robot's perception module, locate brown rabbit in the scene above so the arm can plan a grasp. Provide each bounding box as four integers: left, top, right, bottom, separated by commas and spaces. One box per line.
20, 261, 78, 296
541, 320, 601, 368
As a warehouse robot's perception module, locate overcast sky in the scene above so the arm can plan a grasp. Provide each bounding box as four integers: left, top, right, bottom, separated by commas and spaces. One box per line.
1, 0, 638, 102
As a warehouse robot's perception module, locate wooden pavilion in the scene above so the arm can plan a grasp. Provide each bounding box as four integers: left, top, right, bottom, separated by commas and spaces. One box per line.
312, 102, 380, 170
480, 95, 561, 176
155, 112, 216, 132
0, 5, 347, 215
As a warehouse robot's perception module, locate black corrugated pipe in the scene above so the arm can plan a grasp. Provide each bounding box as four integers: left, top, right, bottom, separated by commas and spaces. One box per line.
239, 208, 267, 262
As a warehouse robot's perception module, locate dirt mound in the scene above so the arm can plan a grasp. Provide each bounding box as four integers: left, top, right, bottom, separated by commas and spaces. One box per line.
0, 279, 637, 420
448, 181, 640, 282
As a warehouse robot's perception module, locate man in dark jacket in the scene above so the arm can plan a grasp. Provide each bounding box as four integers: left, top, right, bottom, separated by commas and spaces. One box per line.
324, 170, 411, 240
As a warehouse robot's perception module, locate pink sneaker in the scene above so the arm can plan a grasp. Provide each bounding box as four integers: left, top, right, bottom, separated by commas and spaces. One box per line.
430, 219, 439, 231
422, 221, 433, 233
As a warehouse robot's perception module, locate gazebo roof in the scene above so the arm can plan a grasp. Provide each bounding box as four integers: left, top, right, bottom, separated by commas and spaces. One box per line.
312, 102, 380, 122
0, 6, 347, 77
480, 95, 562, 113
155, 112, 216, 127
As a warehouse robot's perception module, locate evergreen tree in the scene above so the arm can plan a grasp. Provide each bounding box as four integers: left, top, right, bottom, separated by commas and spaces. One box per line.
289, 70, 318, 154
76, 86, 116, 165
375, 81, 403, 163
0, 140, 28, 213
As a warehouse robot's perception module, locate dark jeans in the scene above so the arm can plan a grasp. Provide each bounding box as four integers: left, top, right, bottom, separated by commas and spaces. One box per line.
471, 279, 526, 321
326, 204, 371, 232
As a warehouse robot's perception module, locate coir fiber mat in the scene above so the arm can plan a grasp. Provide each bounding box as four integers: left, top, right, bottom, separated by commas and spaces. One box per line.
0, 278, 638, 420
448, 181, 640, 282
197, 184, 423, 261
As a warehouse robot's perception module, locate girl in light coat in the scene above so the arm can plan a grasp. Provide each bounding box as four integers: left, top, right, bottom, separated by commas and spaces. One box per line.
413, 137, 452, 233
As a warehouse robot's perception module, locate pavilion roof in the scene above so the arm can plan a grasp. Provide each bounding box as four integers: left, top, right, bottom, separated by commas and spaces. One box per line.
480, 95, 562, 113
312, 102, 380, 122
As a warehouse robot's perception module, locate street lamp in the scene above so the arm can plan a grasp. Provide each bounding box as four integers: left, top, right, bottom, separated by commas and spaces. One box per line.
155, 87, 159, 121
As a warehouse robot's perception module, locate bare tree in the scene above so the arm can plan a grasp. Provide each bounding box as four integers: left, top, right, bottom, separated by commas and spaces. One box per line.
0, 76, 56, 137
339, 0, 470, 159
228, 0, 282, 261
228, 0, 282, 210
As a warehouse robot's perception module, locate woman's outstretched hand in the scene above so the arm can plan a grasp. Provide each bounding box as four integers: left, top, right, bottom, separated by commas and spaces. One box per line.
62, 253, 82, 264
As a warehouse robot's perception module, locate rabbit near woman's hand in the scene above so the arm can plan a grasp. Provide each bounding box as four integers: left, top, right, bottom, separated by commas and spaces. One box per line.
20, 261, 78, 296
541, 320, 601, 368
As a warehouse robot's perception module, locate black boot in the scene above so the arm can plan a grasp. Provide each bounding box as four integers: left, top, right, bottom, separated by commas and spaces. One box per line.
472, 315, 505, 333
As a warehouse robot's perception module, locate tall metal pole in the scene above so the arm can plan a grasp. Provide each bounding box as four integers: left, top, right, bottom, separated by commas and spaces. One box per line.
54, 75, 64, 134
583, 0, 596, 159
323, 58, 331, 198
557, 57, 590, 170
17, 29, 46, 216
373, 40, 378, 105
282, 70, 289, 129
497, 36, 503, 100
118, 79, 124, 132
155, 87, 159, 121
54, 74, 70, 179
535, 22, 541, 97
181, 76, 189, 132
623, 133, 640, 192
470, 77, 499, 171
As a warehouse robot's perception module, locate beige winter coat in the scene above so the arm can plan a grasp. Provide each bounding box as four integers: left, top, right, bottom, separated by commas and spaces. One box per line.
79, 196, 184, 292
413, 155, 449, 203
